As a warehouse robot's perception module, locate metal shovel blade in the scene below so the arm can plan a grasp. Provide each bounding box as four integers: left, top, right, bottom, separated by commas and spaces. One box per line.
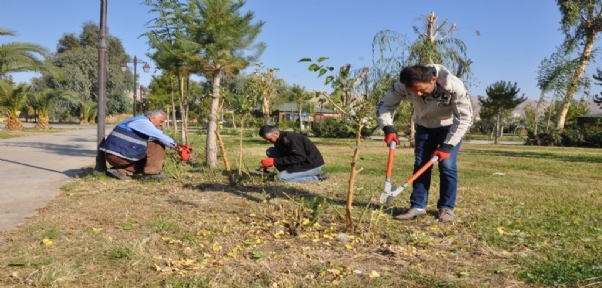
380, 184, 406, 205
379, 182, 397, 204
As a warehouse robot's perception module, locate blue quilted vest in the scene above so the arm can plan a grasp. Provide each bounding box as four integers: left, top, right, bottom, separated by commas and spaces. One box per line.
100, 115, 150, 161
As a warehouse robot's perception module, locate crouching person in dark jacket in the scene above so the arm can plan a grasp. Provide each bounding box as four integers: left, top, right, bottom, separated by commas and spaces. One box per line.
99, 110, 178, 180
259, 125, 329, 182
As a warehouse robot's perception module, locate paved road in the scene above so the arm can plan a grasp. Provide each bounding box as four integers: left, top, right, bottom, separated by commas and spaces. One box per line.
0, 124, 102, 232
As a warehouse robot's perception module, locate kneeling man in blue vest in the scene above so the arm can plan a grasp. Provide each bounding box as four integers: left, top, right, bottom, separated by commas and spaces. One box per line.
100, 110, 184, 180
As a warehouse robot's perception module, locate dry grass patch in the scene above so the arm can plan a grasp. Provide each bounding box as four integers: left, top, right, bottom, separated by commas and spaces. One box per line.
0, 135, 600, 287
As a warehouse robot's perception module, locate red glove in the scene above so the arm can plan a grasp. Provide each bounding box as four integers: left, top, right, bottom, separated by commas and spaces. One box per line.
383, 126, 400, 146
431, 144, 453, 162
177, 144, 193, 162
260, 158, 275, 168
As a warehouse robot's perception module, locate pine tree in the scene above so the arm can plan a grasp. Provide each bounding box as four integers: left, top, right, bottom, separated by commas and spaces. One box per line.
479, 81, 527, 144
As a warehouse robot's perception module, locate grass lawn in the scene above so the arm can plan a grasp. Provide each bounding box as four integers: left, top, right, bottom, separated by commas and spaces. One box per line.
0, 133, 600, 287
0, 127, 74, 139
465, 134, 527, 142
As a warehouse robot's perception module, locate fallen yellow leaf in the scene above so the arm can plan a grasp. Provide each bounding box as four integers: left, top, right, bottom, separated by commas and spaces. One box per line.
273, 230, 285, 239
91, 227, 103, 233
41, 238, 53, 246
369, 270, 380, 278
497, 227, 505, 235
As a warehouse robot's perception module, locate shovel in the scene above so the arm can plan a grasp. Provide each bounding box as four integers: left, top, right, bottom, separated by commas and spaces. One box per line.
379, 141, 438, 205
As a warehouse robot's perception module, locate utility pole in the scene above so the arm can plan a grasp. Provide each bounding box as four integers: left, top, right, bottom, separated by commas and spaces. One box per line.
95, 0, 108, 172
121, 56, 150, 116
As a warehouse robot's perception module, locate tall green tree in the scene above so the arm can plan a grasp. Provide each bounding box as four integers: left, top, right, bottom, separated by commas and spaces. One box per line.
41, 22, 131, 120
537, 48, 591, 132
0, 81, 28, 130
553, 0, 602, 128
0, 28, 61, 78
544, 98, 591, 128
182, 0, 266, 168
480, 81, 527, 144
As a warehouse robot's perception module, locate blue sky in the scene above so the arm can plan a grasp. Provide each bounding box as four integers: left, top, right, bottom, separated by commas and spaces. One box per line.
0, 0, 590, 100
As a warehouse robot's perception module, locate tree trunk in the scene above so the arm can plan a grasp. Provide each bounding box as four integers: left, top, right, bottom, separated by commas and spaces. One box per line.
345, 120, 364, 232
178, 76, 186, 145
556, 33, 596, 129
409, 118, 415, 148
184, 104, 189, 145
5, 116, 24, 131
35, 115, 50, 129
299, 101, 303, 132
534, 93, 544, 135
546, 99, 554, 132
165, 105, 170, 130
166, 106, 170, 130
262, 96, 269, 125
494, 111, 500, 144
215, 127, 235, 186
231, 111, 237, 129
206, 69, 221, 168
170, 76, 178, 137
238, 114, 247, 176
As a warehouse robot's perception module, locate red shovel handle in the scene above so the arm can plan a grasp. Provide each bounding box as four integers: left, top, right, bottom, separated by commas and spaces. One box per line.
405, 156, 438, 184
385, 142, 396, 177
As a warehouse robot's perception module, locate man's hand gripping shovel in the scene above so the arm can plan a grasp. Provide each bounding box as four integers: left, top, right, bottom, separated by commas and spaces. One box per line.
379, 141, 439, 205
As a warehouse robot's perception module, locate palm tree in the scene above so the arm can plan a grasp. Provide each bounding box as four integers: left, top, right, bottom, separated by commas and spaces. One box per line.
181, 0, 265, 168
79, 100, 98, 125
0, 28, 61, 77
0, 81, 28, 130
27, 89, 79, 129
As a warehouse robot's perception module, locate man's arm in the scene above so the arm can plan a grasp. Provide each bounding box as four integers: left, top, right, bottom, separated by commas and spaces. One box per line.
376, 81, 406, 129
127, 119, 176, 147
444, 79, 473, 146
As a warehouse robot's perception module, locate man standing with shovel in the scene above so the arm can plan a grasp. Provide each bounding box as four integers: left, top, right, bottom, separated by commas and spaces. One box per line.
376, 64, 473, 222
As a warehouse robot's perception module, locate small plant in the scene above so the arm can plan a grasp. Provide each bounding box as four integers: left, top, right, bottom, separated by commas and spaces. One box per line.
24, 265, 71, 287
150, 215, 177, 232
106, 246, 132, 260
251, 248, 265, 261
163, 276, 212, 288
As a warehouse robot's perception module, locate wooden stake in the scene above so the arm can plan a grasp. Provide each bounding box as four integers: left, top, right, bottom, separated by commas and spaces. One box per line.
215, 126, 236, 186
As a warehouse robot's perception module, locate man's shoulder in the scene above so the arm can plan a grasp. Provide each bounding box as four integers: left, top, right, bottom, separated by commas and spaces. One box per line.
430, 65, 466, 95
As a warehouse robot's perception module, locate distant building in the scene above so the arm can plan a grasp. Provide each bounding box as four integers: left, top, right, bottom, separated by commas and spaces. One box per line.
575, 113, 602, 127
272, 102, 339, 123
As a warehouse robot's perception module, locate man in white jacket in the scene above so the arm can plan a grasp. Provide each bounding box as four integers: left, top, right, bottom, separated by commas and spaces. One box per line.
376, 64, 473, 222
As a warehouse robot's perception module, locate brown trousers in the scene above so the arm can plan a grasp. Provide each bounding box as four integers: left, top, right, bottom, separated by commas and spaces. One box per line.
105, 141, 166, 176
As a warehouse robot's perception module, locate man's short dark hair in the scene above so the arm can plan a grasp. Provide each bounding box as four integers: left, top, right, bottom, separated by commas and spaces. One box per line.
259, 125, 280, 137
399, 65, 436, 87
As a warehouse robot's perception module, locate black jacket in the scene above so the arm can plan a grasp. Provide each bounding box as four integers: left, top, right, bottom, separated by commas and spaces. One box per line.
273, 131, 325, 173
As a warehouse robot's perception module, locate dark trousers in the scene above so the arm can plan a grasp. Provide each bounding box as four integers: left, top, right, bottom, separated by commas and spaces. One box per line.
105, 141, 166, 176
411, 125, 462, 210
